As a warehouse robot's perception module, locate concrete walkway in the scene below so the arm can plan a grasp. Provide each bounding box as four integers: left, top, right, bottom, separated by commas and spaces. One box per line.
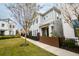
22, 37, 79, 56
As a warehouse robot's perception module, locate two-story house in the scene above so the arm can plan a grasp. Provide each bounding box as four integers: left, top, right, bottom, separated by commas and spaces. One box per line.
0, 18, 16, 36
29, 7, 63, 37
29, 5, 79, 40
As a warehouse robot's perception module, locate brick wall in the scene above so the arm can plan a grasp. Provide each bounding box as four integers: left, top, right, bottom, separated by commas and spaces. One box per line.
39, 36, 59, 47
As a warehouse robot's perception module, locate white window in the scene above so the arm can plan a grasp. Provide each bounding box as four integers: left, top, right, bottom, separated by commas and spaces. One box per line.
2, 23, 5, 27
44, 17, 45, 20
32, 21, 34, 25
10, 25, 11, 28
13, 25, 15, 28
57, 17, 59, 19
36, 19, 38, 24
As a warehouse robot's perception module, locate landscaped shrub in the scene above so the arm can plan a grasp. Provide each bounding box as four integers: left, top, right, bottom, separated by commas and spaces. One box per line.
63, 39, 75, 48
27, 35, 39, 41
0, 35, 21, 40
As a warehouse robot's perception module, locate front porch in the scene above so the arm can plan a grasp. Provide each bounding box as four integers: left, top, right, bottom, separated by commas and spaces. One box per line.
40, 24, 54, 37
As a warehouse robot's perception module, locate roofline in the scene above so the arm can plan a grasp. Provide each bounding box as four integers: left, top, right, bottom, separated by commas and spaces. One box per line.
32, 7, 61, 22
0, 18, 17, 24
42, 7, 61, 16
37, 7, 61, 16
29, 7, 61, 24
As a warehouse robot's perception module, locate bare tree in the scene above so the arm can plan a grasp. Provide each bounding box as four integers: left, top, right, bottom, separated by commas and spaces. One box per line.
5, 3, 37, 46
61, 3, 79, 27
60, 4, 73, 27
69, 3, 79, 20
61, 3, 79, 42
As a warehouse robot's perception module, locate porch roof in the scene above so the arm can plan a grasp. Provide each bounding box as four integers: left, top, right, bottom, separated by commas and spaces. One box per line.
39, 23, 49, 28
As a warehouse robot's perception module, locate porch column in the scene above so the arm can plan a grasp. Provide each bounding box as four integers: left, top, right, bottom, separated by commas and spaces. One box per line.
49, 25, 52, 37
39, 28, 42, 36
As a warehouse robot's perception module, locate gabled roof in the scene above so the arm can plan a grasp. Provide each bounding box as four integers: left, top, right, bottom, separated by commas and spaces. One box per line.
31, 7, 61, 23
37, 7, 61, 16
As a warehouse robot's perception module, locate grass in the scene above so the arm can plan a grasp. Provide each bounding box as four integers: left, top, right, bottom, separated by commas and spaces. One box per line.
0, 38, 55, 56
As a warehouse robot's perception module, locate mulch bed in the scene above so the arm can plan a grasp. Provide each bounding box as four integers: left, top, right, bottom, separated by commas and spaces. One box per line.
61, 46, 79, 54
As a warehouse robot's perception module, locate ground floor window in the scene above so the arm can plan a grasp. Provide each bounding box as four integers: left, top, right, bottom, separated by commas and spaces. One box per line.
32, 30, 38, 36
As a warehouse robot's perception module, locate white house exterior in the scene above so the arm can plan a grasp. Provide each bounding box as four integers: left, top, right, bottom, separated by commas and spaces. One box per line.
29, 6, 79, 40
29, 7, 63, 37
0, 18, 16, 36
39, 7, 63, 37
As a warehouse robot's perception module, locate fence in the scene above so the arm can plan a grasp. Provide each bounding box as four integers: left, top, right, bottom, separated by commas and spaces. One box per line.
59, 38, 79, 53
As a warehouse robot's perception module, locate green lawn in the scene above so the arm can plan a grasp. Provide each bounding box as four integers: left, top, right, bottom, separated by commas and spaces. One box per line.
0, 38, 55, 56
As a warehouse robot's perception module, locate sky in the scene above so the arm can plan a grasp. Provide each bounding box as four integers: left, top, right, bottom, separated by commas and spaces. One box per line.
0, 4, 11, 19
37, 3, 54, 14
0, 3, 54, 30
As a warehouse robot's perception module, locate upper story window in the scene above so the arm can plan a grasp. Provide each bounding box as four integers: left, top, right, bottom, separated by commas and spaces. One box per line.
57, 17, 59, 19
32, 20, 34, 25
34, 20, 35, 24
10, 25, 11, 28
13, 25, 15, 28
2, 24, 5, 27
44, 17, 45, 20
36, 19, 38, 24
43, 15, 49, 20
60, 18, 61, 20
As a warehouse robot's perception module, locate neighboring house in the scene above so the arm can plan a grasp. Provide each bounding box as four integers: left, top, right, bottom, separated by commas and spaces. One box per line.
29, 7, 64, 37
0, 18, 16, 36
29, 13, 41, 36
29, 6, 78, 40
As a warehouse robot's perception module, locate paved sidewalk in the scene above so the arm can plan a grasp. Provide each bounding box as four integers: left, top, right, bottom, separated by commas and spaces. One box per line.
22, 37, 79, 56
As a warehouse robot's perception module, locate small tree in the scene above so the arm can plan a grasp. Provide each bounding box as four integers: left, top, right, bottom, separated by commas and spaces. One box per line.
5, 3, 37, 46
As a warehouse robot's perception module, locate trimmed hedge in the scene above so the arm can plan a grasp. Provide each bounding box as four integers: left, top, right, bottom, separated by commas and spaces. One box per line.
27, 35, 39, 41
0, 35, 20, 39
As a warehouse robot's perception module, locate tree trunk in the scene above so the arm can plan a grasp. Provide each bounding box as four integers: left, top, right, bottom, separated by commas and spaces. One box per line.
24, 33, 29, 45
25, 33, 27, 44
